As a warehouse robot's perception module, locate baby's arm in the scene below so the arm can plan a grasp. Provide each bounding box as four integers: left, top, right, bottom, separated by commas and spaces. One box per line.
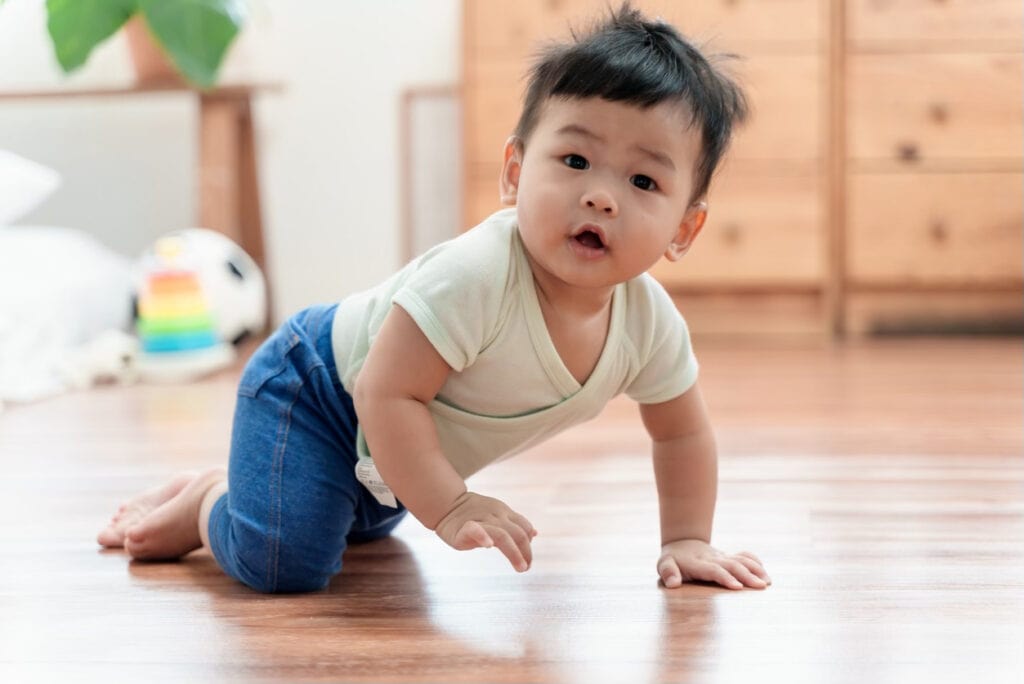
354, 305, 536, 572
639, 381, 771, 590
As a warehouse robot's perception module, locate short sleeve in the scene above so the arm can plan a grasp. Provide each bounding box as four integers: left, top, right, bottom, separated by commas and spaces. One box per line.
624, 276, 699, 404
390, 218, 513, 372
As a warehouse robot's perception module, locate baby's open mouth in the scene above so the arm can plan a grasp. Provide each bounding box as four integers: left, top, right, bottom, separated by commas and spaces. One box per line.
574, 230, 605, 249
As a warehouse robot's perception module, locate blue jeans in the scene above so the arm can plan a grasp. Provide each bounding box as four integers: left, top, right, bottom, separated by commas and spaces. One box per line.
207, 303, 407, 593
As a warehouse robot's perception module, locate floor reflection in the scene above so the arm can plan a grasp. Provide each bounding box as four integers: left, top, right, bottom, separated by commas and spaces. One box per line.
126, 536, 558, 680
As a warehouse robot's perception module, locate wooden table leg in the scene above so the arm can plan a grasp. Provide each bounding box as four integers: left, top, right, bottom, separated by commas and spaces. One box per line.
198, 94, 241, 244
237, 97, 267, 278
199, 91, 272, 327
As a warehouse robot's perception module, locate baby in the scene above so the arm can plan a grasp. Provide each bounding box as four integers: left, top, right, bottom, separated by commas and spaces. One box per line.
99, 4, 771, 594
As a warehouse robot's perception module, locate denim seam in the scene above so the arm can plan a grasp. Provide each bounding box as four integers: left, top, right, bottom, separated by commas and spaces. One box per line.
238, 333, 301, 399
267, 378, 301, 593
308, 307, 332, 376
304, 307, 329, 389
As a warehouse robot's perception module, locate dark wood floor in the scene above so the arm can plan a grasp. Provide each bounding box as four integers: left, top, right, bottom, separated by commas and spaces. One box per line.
1, 336, 1021, 683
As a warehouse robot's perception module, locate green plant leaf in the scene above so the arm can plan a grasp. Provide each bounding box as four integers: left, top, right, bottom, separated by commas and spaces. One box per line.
46, 0, 138, 73
138, 0, 246, 89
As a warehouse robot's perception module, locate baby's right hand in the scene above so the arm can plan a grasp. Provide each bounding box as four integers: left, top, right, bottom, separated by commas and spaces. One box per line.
433, 491, 538, 572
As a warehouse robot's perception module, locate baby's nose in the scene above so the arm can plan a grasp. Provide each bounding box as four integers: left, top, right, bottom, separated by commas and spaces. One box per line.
582, 190, 617, 216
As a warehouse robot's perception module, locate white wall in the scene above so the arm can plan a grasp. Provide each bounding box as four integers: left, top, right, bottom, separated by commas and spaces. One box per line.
0, 0, 460, 322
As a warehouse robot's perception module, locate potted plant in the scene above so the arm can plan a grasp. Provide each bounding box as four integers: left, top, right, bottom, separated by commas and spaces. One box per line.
1, 0, 248, 89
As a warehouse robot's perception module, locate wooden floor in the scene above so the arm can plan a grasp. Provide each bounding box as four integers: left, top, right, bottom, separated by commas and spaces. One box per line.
1, 337, 1021, 683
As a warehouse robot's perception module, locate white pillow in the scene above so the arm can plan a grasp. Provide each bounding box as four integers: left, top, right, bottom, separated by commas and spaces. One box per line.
0, 225, 134, 403
0, 149, 62, 225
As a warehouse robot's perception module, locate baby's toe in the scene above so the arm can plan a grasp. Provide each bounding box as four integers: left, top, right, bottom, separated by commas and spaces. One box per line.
97, 525, 125, 548
123, 530, 145, 557
124, 530, 160, 560
125, 524, 145, 544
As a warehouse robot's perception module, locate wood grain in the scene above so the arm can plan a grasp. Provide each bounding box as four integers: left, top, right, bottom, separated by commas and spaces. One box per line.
1, 337, 1021, 682
846, 53, 1023, 164
847, 0, 1024, 52
846, 172, 1024, 285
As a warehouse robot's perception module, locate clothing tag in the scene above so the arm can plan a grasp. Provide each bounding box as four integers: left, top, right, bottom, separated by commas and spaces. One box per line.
354, 459, 398, 508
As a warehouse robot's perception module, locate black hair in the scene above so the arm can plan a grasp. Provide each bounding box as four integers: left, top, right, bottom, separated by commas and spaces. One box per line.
513, 3, 748, 203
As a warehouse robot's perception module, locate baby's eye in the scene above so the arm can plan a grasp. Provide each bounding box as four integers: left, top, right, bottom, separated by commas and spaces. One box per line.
563, 154, 589, 170
631, 175, 658, 191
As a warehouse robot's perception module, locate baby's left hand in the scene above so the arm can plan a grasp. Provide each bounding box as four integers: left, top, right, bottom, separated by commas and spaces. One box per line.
658, 539, 771, 590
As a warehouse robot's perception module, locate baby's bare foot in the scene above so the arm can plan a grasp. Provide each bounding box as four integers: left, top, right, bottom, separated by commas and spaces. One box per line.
124, 467, 226, 561
97, 472, 196, 548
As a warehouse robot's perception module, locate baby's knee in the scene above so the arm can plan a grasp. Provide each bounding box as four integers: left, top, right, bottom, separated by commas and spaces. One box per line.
229, 559, 336, 594
245, 572, 331, 594
209, 508, 347, 593
231, 538, 342, 594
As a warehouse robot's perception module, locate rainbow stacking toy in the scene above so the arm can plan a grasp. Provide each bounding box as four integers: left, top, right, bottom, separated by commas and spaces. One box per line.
135, 235, 234, 382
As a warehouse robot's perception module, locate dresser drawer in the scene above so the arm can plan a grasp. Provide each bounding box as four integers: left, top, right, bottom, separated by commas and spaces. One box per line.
465, 0, 823, 67
466, 53, 822, 168
728, 54, 823, 162
847, 0, 1023, 51
847, 54, 1023, 164
846, 172, 1023, 285
651, 168, 823, 287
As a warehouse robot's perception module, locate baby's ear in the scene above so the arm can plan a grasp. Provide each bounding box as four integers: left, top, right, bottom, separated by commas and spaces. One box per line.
664, 201, 707, 262
499, 137, 524, 206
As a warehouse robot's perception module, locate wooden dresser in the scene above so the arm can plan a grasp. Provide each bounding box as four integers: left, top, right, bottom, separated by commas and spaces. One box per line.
461, 0, 1023, 336
841, 0, 1023, 334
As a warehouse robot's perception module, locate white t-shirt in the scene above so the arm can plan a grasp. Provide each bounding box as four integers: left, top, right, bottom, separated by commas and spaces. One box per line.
331, 208, 698, 479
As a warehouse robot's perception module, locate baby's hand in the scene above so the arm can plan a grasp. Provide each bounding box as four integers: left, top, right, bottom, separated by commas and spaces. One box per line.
658, 539, 771, 590
433, 491, 538, 572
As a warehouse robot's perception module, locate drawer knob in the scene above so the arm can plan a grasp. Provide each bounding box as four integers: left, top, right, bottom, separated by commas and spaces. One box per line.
929, 220, 949, 244
896, 142, 920, 162
929, 102, 949, 124
722, 222, 743, 245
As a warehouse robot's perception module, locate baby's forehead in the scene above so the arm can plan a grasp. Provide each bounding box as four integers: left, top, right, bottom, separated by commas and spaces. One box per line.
535, 96, 702, 155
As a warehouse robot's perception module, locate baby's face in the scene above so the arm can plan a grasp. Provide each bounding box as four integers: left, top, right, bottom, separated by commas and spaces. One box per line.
504, 96, 704, 293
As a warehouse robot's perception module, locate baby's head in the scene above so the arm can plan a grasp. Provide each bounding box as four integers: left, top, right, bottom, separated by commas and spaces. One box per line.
499, 4, 748, 286
512, 4, 747, 206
